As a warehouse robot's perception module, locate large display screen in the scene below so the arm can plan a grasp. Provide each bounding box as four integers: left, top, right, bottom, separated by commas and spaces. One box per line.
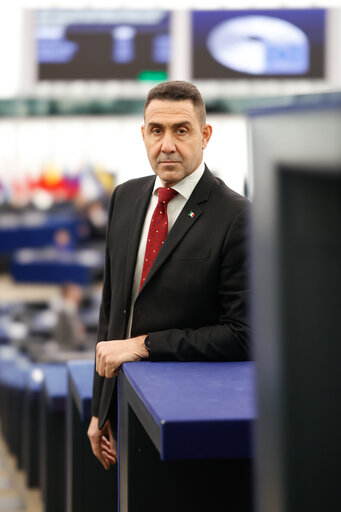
192, 9, 326, 79
36, 9, 170, 81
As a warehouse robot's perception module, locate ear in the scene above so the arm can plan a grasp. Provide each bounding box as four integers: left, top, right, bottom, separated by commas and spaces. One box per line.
141, 124, 145, 142
201, 124, 213, 150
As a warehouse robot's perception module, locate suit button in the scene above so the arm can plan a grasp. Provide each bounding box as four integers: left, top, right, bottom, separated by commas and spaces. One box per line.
123, 309, 127, 315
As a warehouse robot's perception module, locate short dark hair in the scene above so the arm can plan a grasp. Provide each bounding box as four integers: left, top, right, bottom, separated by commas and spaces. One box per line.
144, 80, 206, 125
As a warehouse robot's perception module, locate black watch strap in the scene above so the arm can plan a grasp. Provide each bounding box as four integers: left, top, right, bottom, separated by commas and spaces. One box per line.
144, 335, 151, 355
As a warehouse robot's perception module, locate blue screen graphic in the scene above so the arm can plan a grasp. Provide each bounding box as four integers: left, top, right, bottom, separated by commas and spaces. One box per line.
192, 9, 325, 79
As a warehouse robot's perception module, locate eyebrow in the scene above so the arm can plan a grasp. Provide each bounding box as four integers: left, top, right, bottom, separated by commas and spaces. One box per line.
147, 121, 192, 130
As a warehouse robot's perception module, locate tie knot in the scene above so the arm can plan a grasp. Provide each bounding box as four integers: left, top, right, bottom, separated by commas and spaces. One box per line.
157, 187, 178, 206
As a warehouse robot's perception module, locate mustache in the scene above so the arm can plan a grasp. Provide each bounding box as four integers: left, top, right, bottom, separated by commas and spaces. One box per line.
157, 156, 182, 163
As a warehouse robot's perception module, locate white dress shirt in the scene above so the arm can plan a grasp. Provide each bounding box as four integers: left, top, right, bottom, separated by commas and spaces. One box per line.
127, 161, 205, 337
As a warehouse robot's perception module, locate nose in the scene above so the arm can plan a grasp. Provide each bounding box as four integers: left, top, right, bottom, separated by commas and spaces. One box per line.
161, 133, 176, 153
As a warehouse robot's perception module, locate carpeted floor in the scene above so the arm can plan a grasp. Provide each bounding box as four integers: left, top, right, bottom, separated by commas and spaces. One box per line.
0, 434, 43, 512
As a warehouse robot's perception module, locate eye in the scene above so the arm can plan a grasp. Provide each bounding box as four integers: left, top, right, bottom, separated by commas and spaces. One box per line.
177, 127, 187, 135
152, 128, 162, 135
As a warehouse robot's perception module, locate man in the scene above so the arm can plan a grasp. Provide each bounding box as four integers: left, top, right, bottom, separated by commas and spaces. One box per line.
88, 81, 251, 469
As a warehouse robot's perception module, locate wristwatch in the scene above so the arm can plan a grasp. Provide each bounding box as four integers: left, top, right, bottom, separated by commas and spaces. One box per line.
144, 335, 151, 356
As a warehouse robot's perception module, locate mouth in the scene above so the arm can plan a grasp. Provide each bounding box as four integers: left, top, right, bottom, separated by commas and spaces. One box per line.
158, 160, 180, 165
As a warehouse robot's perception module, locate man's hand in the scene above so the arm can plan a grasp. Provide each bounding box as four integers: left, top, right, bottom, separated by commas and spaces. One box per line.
96, 335, 149, 378
87, 416, 117, 470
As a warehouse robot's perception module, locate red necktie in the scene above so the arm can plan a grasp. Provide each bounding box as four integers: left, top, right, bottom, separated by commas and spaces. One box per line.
139, 187, 178, 291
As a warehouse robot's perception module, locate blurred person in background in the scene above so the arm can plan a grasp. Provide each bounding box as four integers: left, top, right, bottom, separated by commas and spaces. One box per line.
88, 81, 251, 469
53, 282, 88, 351
26, 282, 93, 362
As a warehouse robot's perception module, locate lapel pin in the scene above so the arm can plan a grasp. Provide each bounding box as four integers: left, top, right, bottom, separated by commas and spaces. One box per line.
188, 211, 195, 218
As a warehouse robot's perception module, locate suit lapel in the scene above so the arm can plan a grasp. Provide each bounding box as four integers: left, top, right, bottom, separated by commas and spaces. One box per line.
140, 167, 215, 292
124, 177, 155, 307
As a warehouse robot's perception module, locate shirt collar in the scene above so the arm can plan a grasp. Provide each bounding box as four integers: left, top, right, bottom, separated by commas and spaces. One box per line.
153, 161, 205, 200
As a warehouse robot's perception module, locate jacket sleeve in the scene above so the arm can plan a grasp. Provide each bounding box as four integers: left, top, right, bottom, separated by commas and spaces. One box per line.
91, 191, 116, 417
147, 207, 252, 362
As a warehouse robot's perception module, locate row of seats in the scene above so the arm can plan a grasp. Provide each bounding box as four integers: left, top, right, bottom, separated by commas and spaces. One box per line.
0, 347, 116, 512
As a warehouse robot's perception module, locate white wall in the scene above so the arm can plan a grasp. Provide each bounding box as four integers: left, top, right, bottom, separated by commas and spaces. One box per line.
0, 115, 248, 195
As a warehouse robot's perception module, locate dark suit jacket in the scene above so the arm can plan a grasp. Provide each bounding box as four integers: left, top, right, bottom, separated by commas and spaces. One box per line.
92, 167, 251, 428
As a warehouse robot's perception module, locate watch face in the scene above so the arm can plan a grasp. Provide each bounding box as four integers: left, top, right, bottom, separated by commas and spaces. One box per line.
145, 336, 151, 351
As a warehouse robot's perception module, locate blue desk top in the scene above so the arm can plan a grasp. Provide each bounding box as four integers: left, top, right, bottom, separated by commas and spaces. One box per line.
11, 248, 103, 285
42, 364, 68, 412
27, 365, 45, 394
0, 348, 45, 398
0, 348, 30, 389
122, 361, 256, 460
0, 213, 79, 252
67, 360, 94, 421
0, 359, 28, 389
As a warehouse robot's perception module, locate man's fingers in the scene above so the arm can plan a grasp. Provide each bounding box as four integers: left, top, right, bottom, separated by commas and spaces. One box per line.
99, 420, 117, 466
87, 416, 116, 470
100, 455, 110, 470
101, 442, 117, 458
96, 342, 116, 378
96, 337, 145, 378
108, 420, 116, 447
101, 442, 116, 457
101, 434, 117, 462
91, 444, 108, 469
100, 446, 116, 467
96, 341, 108, 376
95, 445, 115, 469
101, 436, 112, 448
96, 342, 104, 375
102, 450, 117, 464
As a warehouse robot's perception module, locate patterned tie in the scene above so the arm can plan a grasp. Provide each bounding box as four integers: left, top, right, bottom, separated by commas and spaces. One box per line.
139, 187, 178, 291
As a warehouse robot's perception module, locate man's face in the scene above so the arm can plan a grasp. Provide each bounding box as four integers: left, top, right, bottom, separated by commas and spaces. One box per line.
141, 99, 212, 187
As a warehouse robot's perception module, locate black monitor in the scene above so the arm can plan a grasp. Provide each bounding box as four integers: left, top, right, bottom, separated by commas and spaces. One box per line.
36, 9, 170, 81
